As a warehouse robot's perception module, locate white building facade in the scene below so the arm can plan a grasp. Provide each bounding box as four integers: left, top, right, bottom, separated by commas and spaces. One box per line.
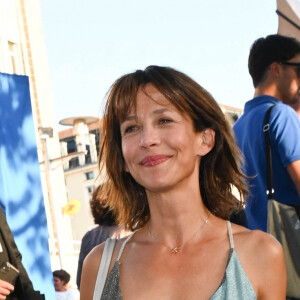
0, 0, 77, 283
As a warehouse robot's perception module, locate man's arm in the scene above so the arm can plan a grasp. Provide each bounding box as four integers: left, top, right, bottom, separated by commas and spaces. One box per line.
0, 207, 34, 296
286, 159, 300, 199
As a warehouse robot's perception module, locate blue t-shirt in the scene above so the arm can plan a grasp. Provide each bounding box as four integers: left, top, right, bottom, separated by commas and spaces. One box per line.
233, 95, 300, 231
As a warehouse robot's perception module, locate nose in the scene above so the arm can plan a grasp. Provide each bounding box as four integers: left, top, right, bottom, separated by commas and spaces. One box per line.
139, 125, 160, 149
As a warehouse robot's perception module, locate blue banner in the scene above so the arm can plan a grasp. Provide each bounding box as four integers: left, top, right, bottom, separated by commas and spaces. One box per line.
0, 73, 55, 298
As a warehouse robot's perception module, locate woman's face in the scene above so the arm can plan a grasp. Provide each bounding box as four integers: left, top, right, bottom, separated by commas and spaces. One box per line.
120, 84, 213, 193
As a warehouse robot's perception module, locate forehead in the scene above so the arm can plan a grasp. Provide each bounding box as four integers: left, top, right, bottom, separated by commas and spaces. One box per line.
120, 84, 174, 120
53, 277, 61, 281
135, 84, 171, 108
115, 83, 188, 124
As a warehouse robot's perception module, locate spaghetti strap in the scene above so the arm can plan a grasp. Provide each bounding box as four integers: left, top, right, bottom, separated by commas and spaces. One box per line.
116, 230, 137, 261
227, 221, 234, 249
93, 238, 116, 300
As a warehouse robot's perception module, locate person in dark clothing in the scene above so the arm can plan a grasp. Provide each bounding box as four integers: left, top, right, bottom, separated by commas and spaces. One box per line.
230, 208, 248, 227
0, 205, 44, 300
76, 185, 129, 289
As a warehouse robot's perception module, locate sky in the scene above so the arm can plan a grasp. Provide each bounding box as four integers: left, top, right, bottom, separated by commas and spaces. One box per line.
39, 0, 278, 128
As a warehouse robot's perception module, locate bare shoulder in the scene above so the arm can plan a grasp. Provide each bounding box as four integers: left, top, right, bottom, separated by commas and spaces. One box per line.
83, 236, 127, 268
80, 237, 128, 300
79, 242, 105, 300
233, 225, 283, 258
232, 224, 286, 299
85, 241, 106, 265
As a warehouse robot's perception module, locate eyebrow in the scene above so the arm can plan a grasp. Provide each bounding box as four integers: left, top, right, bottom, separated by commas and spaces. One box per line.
124, 108, 169, 121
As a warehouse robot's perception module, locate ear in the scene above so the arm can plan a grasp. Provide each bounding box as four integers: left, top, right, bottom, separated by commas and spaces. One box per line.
269, 62, 280, 79
196, 128, 215, 156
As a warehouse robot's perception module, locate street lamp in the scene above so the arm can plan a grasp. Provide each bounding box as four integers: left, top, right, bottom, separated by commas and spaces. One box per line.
39, 126, 65, 269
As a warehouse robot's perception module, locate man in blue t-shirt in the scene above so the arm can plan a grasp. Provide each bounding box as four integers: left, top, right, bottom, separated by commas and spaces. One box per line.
233, 34, 300, 232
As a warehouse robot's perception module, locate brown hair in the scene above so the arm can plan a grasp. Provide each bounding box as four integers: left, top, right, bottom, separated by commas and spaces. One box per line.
99, 66, 247, 230
53, 269, 70, 285
89, 185, 117, 226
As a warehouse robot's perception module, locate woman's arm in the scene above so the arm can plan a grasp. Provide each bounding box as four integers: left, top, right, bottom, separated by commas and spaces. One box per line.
242, 230, 286, 299
80, 243, 104, 300
257, 234, 286, 299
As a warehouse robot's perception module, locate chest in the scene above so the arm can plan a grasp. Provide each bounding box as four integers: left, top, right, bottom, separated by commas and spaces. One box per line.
119, 245, 230, 300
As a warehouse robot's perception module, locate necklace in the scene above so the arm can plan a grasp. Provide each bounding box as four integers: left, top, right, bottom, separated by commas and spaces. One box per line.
148, 214, 209, 254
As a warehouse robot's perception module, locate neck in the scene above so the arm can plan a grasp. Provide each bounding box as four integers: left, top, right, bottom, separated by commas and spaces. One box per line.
254, 82, 281, 100
145, 186, 209, 247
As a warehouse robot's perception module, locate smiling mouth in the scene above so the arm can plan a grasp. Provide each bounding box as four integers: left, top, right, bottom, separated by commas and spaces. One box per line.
140, 155, 170, 166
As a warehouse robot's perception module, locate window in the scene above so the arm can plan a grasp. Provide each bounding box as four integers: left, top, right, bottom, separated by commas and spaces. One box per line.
66, 139, 79, 169
87, 186, 94, 199
8, 42, 20, 74
85, 144, 91, 164
67, 139, 77, 153
85, 171, 94, 180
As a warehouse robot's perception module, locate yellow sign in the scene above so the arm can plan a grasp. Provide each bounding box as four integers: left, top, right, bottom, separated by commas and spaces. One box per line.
62, 199, 80, 215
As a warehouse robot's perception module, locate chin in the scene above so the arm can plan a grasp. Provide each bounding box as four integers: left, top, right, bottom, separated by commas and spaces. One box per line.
143, 180, 174, 193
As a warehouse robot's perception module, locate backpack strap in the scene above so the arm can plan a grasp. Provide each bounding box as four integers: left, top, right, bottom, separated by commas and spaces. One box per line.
263, 104, 276, 199
93, 238, 117, 300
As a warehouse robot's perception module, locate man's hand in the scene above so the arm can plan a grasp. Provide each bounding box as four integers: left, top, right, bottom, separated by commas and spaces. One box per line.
0, 279, 14, 299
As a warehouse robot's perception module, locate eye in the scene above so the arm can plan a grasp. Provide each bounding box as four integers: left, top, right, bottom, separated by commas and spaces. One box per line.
123, 125, 139, 134
158, 118, 173, 125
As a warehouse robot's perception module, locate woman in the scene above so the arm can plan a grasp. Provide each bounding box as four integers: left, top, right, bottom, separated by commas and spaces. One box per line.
80, 66, 286, 299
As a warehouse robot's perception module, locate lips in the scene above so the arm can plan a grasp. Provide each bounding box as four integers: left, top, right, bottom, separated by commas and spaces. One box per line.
140, 155, 170, 166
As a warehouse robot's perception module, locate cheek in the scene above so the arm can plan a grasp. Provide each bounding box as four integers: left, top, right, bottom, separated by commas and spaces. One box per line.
121, 141, 130, 161
121, 139, 136, 169
168, 130, 196, 151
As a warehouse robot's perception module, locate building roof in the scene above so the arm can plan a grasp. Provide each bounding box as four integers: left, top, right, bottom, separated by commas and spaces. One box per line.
59, 118, 102, 140
277, 0, 300, 40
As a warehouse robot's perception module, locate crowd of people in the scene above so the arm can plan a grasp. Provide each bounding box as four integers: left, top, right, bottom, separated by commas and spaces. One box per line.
1, 33, 300, 299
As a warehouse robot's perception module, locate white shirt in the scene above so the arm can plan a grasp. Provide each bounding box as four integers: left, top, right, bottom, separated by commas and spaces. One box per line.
55, 289, 79, 300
